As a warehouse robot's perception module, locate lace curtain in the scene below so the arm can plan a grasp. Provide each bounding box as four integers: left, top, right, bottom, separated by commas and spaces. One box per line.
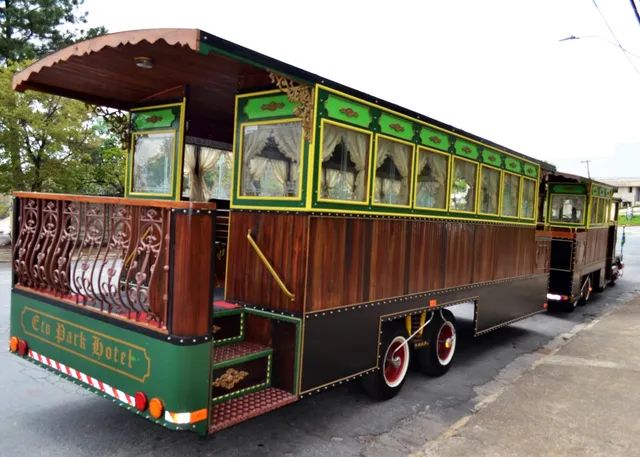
415, 150, 448, 209
374, 138, 412, 205
480, 168, 500, 214
183, 145, 224, 201
451, 159, 477, 211
321, 123, 369, 201
241, 122, 302, 197
502, 174, 520, 216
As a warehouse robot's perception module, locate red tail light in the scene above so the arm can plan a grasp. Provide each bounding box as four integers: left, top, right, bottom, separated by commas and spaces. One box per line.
17, 339, 28, 356
134, 392, 148, 412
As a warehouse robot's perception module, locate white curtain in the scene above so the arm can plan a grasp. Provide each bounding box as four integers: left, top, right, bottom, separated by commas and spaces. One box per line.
276, 122, 302, 162
388, 143, 411, 204
184, 145, 224, 201
344, 131, 369, 201
322, 123, 343, 161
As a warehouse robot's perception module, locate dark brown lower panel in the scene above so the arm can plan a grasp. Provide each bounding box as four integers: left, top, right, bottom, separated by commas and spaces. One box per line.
300, 274, 548, 393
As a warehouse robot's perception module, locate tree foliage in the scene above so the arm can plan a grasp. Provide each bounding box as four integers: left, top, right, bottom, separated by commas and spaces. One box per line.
0, 0, 124, 196
0, 62, 125, 194
0, 0, 106, 63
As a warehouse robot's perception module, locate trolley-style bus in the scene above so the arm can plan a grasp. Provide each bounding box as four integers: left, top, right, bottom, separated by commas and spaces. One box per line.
542, 172, 622, 312
7, 28, 612, 436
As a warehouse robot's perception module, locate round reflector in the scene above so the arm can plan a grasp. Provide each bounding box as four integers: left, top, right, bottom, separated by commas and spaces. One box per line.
148, 397, 164, 419
9, 336, 19, 353
17, 339, 28, 356
134, 392, 148, 412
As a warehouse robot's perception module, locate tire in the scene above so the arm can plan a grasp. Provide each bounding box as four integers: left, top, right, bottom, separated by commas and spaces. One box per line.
564, 299, 578, 312
361, 323, 410, 401
415, 310, 457, 377
577, 277, 591, 306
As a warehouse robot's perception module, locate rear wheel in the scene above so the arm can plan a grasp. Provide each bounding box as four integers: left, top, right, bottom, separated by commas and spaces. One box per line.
577, 276, 592, 306
415, 310, 457, 377
361, 323, 410, 400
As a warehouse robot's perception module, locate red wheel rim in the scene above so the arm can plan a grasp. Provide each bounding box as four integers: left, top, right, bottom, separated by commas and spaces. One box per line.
383, 336, 409, 387
436, 321, 456, 365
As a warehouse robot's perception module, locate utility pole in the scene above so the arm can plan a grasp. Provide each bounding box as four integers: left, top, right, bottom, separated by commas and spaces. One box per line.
581, 160, 591, 179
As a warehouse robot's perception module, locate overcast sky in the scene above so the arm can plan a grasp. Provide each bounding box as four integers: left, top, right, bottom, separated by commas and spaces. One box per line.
82, 0, 640, 179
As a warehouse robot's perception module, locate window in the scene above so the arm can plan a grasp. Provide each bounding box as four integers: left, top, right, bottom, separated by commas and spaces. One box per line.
549, 194, 585, 224
502, 173, 520, 217
598, 198, 607, 224
183, 145, 233, 201
320, 122, 371, 202
521, 178, 536, 219
590, 197, 600, 225
479, 166, 500, 215
373, 137, 413, 206
450, 158, 477, 212
131, 132, 175, 195
415, 148, 449, 210
239, 121, 302, 198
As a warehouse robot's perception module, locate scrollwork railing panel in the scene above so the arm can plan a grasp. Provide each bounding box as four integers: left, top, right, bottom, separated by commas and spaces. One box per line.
13, 195, 173, 329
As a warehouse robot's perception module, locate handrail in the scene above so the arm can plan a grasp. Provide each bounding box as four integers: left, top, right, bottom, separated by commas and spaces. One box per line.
246, 229, 295, 301
13, 191, 217, 211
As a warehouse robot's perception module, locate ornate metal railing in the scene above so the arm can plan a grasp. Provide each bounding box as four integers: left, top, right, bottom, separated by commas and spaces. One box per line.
12, 193, 215, 331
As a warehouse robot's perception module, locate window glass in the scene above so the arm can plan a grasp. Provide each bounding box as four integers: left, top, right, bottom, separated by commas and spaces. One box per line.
415, 149, 449, 210
320, 123, 370, 202
590, 197, 599, 225
502, 173, 520, 217
598, 198, 607, 224
374, 137, 413, 206
479, 167, 500, 215
132, 132, 175, 195
240, 121, 302, 198
521, 178, 536, 219
183, 145, 233, 200
450, 158, 477, 212
550, 194, 585, 224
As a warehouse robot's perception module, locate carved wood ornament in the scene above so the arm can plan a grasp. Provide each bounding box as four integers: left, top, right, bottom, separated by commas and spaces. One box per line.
213, 368, 249, 390
269, 72, 314, 141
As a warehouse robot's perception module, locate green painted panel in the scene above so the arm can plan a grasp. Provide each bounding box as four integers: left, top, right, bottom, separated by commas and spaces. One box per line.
549, 183, 587, 195
523, 162, 538, 178
379, 113, 414, 141
325, 94, 372, 128
10, 293, 211, 434
504, 156, 523, 174
132, 108, 178, 131
419, 127, 448, 151
599, 187, 607, 197
455, 139, 480, 160
482, 149, 502, 167
243, 94, 297, 120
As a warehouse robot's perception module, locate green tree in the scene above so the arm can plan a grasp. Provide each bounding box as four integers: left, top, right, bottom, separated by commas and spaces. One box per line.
0, 0, 106, 63
0, 62, 124, 194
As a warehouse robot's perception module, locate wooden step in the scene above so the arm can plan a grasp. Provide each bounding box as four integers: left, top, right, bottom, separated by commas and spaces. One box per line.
209, 388, 297, 434
213, 341, 271, 366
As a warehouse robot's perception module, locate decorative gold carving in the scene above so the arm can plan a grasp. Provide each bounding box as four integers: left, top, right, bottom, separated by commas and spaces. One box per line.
461, 146, 472, 153
269, 72, 314, 141
212, 324, 221, 334
429, 135, 442, 144
261, 102, 285, 111
389, 123, 405, 133
213, 368, 248, 390
339, 107, 359, 118
145, 115, 163, 124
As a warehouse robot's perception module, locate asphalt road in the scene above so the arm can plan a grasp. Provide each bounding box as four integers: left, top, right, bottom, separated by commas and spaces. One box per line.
1, 227, 639, 457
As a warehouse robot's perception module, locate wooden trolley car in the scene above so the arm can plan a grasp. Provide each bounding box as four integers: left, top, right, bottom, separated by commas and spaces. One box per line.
541, 172, 621, 312
6, 28, 618, 436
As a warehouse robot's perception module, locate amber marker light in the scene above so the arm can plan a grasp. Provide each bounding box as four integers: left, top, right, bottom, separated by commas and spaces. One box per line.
134, 392, 148, 412
148, 397, 164, 419
9, 336, 19, 353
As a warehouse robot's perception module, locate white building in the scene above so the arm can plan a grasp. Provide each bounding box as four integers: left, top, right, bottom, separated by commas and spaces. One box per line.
600, 178, 640, 207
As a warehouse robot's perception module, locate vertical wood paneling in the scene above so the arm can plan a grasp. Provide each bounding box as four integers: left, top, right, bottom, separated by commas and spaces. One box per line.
444, 223, 475, 287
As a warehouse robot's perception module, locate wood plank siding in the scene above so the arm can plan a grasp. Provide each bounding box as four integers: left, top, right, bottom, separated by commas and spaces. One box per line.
225, 212, 542, 313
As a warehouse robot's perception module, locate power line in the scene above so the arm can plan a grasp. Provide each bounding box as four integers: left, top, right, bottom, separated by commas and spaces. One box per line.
591, 0, 640, 76
630, 0, 640, 28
